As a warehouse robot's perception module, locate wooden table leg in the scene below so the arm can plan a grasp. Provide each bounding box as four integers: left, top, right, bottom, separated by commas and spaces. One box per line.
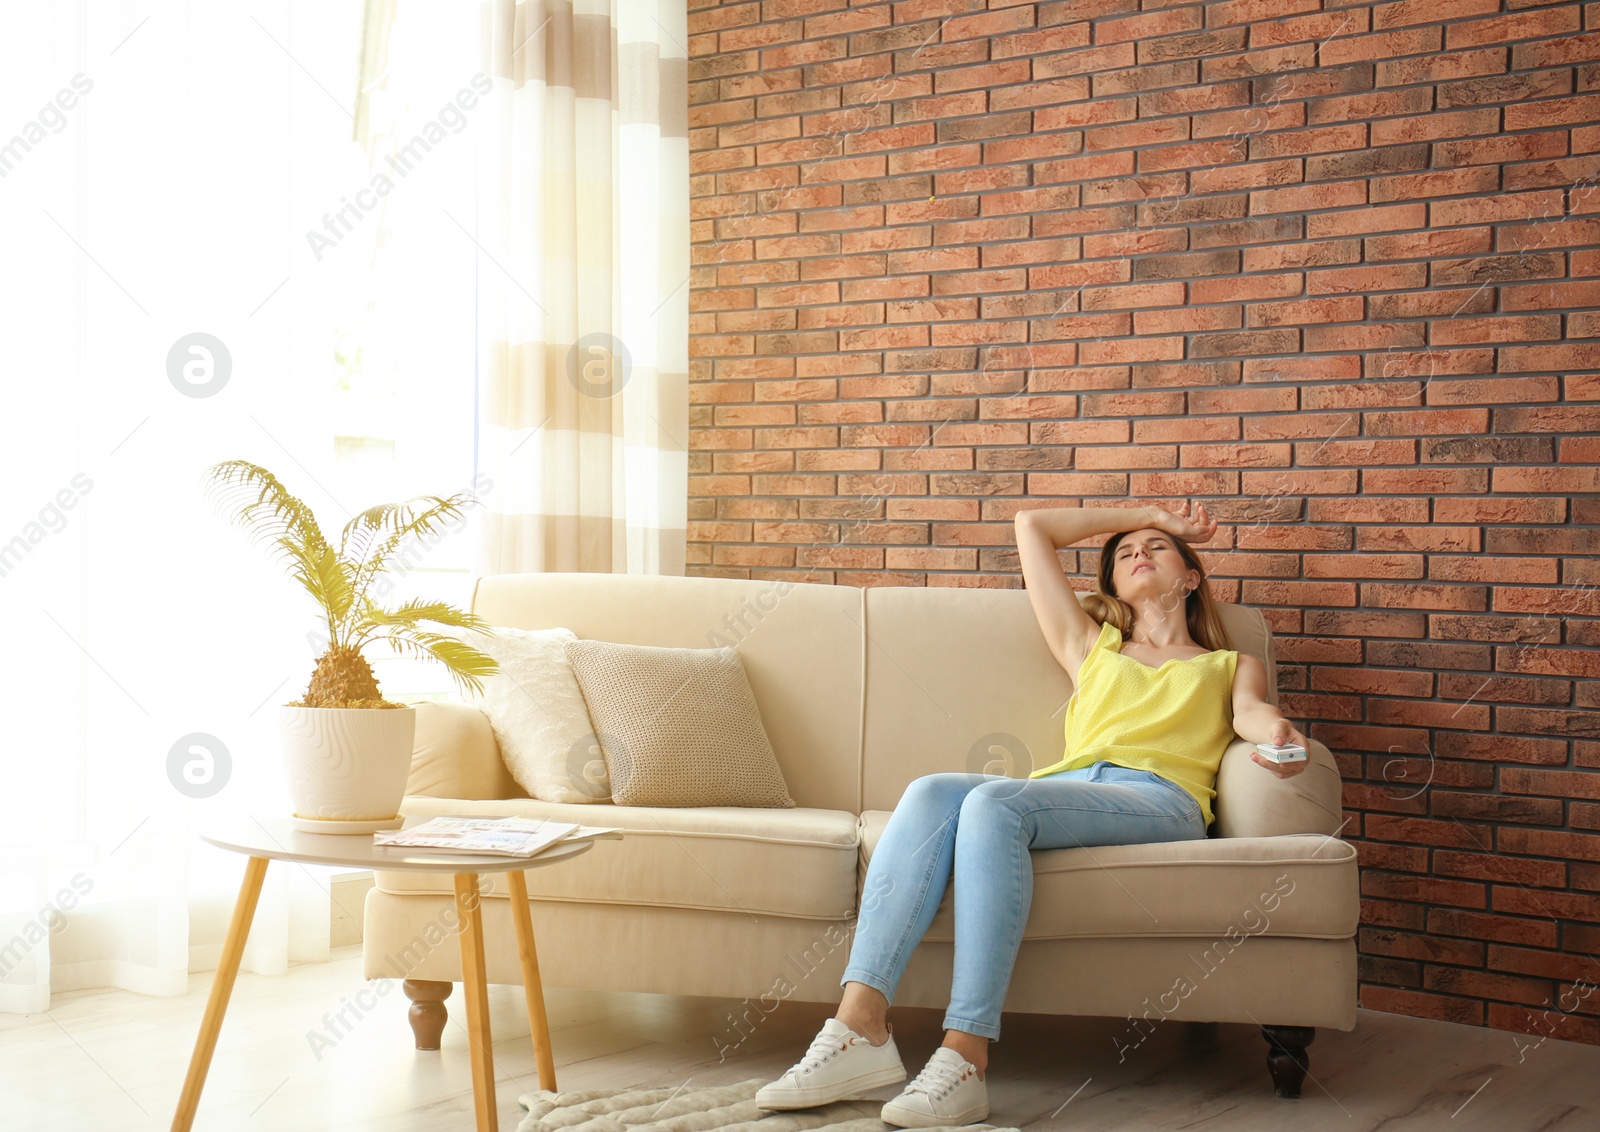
454, 873, 498, 1132
506, 870, 556, 1092
172, 855, 269, 1131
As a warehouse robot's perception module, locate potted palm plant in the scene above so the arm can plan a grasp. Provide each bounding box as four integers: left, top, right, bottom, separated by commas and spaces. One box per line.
204, 459, 499, 834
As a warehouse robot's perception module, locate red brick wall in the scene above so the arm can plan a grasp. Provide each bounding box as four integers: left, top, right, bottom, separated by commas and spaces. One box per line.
686, 0, 1600, 1044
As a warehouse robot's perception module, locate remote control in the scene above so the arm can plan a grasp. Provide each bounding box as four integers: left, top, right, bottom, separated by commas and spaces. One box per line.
1255, 742, 1307, 763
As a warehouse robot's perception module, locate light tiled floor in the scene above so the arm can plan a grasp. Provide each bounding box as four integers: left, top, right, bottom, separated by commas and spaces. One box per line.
3, 944, 1596, 1131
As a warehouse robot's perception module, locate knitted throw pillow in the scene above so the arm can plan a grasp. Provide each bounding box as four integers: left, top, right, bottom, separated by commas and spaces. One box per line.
562, 640, 794, 808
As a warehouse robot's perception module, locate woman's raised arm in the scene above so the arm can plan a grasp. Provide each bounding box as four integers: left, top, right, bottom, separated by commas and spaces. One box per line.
1013, 505, 1157, 672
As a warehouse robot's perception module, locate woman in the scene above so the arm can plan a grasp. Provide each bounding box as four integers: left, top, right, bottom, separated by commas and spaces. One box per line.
755, 500, 1311, 1127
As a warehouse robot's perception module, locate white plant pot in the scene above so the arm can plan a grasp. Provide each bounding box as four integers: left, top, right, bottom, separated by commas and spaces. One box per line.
280, 706, 416, 834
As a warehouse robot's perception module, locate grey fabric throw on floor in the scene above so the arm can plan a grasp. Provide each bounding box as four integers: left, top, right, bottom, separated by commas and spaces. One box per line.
516, 1077, 1021, 1132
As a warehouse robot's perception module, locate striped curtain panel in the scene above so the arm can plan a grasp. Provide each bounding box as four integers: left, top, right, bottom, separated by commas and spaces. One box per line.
475, 0, 689, 575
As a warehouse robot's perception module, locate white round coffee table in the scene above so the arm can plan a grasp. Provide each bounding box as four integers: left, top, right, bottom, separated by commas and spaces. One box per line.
172, 815, 595, 1132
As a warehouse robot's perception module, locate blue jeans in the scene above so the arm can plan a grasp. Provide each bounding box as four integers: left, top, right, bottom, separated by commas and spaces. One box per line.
839, 760, 1207, 1041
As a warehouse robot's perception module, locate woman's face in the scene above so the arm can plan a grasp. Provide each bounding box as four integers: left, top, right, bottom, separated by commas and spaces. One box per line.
1110, 529, 1198, 602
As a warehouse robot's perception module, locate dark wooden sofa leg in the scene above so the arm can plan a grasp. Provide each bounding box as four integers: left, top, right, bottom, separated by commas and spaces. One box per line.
1260, 1024, 1315, 1098
404, 979, 452, 1050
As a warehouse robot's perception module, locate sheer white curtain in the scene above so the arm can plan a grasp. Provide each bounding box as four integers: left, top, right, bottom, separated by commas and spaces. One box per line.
0, 0, 479, 1018
473, 0, 690, 575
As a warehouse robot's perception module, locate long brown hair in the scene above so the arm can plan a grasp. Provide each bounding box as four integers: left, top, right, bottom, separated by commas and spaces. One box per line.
1080, 527, 1234, 653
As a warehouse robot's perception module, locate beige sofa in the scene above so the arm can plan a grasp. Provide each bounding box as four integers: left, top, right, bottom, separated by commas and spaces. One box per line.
363, 572, 1358, 1098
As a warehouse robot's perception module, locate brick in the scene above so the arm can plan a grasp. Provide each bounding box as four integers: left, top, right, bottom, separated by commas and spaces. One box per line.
1428, 908, 1558, 949
795, 546, 883, 569
881, 497, 976, 523
1355, 839, 1430, 874
1377, 47, 1508, 88
1494, 887, 1600, 923
990, 22, 1087, 61
836, 521, 928, 545
1360, 815, 1491, 850
1423, 967, 1554, 1007
1436, 850, 1566, 889
1035, 42, 1138, 83
1253, 8, 1372, 49
1141, 29, 1249, 66
989, 76, 1092, 112
1322, 25, 1442, 68
1097, 59, 1201, 97
1096, 5, 1202, 47
1359, 986, 1483, 1026
715, 447, 792, 473
1500, 828, 1600, 864
1432, 791, 1562, 825
796, 448, 879, 471
1356, 952, 1420, 991
1487, 945, 1599, 984
1361, 926, 1484, 967
1489, 999, 1600, 1044
1438, 66, 1573, 110
1363, 871, 1487, 908
1513, 31, 1600, 69
1503, 769, 1600, 801
1206, 0, 1321, 29
1201, 43, 1315, 82
886, 32, 986, 72
884, 547, 977, 570
1508, 96, 1600, 141
802, 8, 889, 40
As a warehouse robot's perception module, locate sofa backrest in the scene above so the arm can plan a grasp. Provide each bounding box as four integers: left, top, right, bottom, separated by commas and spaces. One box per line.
467, 573, 1283, 818
860, 587, 1279, 812
471, 572, 865, 813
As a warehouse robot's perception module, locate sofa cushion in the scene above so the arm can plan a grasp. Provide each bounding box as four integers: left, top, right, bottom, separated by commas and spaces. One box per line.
858, 587, 1280, 813
857, 810, 1359, 940
377, 796, 857, 919
468, 572, 865, 813
407, 701, 523, 800
564, 639, 794, 808
458, 625, 608, 804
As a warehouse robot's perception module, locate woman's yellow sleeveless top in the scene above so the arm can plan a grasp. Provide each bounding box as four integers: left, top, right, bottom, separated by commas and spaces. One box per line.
1028, 619, 1239, 829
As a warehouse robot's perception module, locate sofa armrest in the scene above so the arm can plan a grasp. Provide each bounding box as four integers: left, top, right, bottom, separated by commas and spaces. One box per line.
405, 701, 525, 800
1213, 735, 1346, 839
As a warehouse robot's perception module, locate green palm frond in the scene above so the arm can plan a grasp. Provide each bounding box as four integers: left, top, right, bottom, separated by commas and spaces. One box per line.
273, 536, 358, 639
316, 543, 357, 638
351, 598, 491, 648
204, 460, 333, 572
338, 502, 406, 574
207, 461, 367, 645
345, 493, 475, 608
378, 629, 500, 699
205, 459, 494, 702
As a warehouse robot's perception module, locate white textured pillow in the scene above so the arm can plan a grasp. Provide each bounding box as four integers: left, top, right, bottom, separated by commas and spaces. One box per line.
458, 625, 611, 804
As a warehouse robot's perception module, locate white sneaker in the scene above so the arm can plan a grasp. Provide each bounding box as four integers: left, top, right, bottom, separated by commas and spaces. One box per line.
880, 1046, 990, 1128
754, 1017, 907, 1110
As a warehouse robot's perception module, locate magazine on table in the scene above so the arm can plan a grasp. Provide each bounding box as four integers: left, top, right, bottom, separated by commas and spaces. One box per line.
372, 816, 623, 857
